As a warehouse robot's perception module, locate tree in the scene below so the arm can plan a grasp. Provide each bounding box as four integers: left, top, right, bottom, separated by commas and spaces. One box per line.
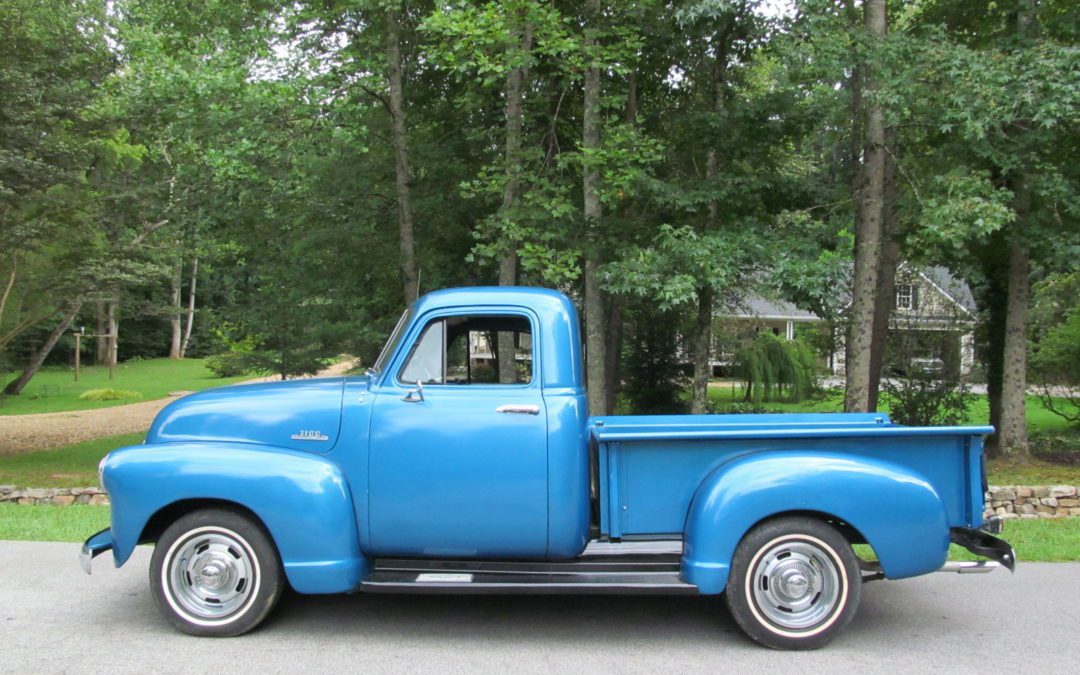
581, 0, 607, 415
384, 4, 420, 306
844, 0, 887, 413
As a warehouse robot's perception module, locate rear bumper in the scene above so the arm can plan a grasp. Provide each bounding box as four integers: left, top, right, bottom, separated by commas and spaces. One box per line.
79, 528, 114, 575
947, 524, 1016, 573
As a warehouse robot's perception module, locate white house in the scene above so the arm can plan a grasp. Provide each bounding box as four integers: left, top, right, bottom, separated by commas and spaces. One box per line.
715, 265, 977, 378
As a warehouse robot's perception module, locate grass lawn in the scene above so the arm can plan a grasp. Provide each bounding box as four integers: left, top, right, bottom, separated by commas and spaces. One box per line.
951, 518, 1080, 563
0, 358, 250, 416
707, 383, 1072, 433
849, 518, 1079, 563
0, 433, 143, 488
2, 504, 1075, 563
0, 504, 111, 542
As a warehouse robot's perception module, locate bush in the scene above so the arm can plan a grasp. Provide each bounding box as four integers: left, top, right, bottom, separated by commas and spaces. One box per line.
205, 352, 253, 378
881, 375, 973, 427
204, 324, 260, 378
78, 388, 142, 402
620, 307, 689, 414
733, 334, 817, 403
705, 400, 784, 415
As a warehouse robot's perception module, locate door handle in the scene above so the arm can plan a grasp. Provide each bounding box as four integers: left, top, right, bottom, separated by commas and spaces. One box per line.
496, 404, 540, 415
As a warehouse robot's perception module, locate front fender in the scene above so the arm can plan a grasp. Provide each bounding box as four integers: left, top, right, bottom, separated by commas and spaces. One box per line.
682, 451, 949, 594
102, 442, 368, 594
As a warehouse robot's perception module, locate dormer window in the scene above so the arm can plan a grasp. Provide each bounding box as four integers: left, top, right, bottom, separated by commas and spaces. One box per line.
896, 284, 915, 310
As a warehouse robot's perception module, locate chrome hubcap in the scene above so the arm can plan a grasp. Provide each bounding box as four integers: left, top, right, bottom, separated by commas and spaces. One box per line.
751, 540, 841, 631
168, 530, 256, 622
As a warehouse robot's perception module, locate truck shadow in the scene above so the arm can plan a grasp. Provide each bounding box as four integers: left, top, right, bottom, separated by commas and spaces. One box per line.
267, 586, 911, 648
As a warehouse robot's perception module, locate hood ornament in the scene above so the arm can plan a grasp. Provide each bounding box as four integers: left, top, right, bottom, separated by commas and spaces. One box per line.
291, 430, 329, 441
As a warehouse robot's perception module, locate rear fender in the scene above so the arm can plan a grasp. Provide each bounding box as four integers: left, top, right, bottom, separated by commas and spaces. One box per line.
682, 451, 949, 594
102, 442, 369, 594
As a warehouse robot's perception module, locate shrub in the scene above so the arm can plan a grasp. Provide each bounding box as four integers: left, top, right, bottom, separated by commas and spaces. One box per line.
78, 388, 142, 402
204, 324, 260, 378
705, 400, 784, 415
733, 334, 817, 403
881, 375, 973, 427
205, 352, 253, 378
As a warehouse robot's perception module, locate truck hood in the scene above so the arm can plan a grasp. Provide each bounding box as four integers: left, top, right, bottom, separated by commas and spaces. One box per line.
146, 377, 352, 453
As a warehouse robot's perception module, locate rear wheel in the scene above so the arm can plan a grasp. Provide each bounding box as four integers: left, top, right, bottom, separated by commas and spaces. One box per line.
150, 508, 283, 637
725, 516, 860, 650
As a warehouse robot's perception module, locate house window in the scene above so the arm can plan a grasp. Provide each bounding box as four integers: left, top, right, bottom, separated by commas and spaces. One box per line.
896, 284, 915, 310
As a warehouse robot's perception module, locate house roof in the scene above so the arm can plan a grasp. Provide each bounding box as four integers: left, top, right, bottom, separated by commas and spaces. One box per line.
738, 295, 820, 321
920, 265, 977, 312
720, 264, 976, 322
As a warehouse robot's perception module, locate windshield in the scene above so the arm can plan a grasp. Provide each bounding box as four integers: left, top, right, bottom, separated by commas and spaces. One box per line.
370, 308, 411, 376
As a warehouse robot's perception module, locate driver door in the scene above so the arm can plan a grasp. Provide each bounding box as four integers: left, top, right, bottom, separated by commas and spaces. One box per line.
368, 311, 548, 558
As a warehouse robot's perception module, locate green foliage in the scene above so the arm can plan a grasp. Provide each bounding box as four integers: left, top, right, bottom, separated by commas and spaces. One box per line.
732, 334, 817, 403
882, 375, 976, 428
619, 305, 689, 414
77, 388, 142, 402
1030, 272, 1080, 426
204, 324, 258, 378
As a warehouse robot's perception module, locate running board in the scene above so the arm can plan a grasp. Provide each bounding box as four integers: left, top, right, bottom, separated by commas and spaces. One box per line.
361, 541, 697, 595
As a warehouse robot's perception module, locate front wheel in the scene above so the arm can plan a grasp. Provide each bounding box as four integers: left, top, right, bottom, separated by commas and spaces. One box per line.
725, 516, 861, 650
150, 508, 283, 637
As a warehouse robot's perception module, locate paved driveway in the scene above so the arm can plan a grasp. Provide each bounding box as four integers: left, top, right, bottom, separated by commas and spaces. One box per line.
1, 541, 1076, 673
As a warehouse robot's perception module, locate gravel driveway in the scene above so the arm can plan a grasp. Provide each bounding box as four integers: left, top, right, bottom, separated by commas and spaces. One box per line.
0, 361, 355, 455
1, 541, 1076, 673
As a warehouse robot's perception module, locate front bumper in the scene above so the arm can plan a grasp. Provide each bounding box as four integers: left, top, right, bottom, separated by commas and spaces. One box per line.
80, 528, 114, 575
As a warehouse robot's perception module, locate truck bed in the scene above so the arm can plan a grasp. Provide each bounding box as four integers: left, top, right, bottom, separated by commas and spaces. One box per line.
590, 413, 992, 539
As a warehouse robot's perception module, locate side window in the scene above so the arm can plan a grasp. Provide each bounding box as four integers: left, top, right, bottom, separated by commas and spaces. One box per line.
399, 314, 532, 386
399, 319, 444, 384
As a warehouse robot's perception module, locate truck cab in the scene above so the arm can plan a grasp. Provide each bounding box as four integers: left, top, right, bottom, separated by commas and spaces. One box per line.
83, 286, 1013, 649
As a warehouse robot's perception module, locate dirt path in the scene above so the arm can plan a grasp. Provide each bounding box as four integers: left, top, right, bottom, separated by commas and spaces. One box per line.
0, 359, 356, 456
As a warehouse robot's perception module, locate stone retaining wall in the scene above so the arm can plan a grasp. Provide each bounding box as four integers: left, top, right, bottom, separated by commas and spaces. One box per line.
984, 485, 1079, 520
0, 486, 109, 505
3, 484, 1079, 518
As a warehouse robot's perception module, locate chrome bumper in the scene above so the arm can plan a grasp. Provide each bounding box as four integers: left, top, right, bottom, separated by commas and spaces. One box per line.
80, 528, 114, 575
937, 560, 1003, 574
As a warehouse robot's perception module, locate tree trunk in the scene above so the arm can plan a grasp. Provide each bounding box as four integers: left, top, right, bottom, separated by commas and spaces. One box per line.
1000, 183, 1030, 458
603, 69, 637, 414
868, 129, 901, 409
106, 300, 118, 368
0, 254, 15, 330
691, 286, 715, 414
845, 0, 887, 413
386, 6, 418, 306
169, 261, 182, 359
997, 0, 1034, 458
582, 0, 606, 416
95, 300, 107, 365
497, 18, 532, 385
691, 21, 733, 415
604, 296, 623, 413
180, 256, 198, 358
4, 301, 82, 396
980, 230, 1008, 458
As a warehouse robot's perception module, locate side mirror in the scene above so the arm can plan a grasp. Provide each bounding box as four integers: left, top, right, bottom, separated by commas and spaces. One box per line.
402, 380, 425, 403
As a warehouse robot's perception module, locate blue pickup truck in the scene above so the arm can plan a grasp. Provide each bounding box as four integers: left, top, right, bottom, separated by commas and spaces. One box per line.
82, 287, 1013, 649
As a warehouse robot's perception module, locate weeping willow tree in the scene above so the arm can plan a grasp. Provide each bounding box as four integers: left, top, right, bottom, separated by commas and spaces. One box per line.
734, 334, 817, 403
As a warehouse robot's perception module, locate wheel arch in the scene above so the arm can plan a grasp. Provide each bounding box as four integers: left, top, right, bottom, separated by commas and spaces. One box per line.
681, 450, 950, 594
140, 498, 272, 548
102, 441, 370, 594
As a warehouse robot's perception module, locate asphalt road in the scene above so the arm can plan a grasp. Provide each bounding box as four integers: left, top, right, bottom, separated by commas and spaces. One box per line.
1, 542, 1076, 674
